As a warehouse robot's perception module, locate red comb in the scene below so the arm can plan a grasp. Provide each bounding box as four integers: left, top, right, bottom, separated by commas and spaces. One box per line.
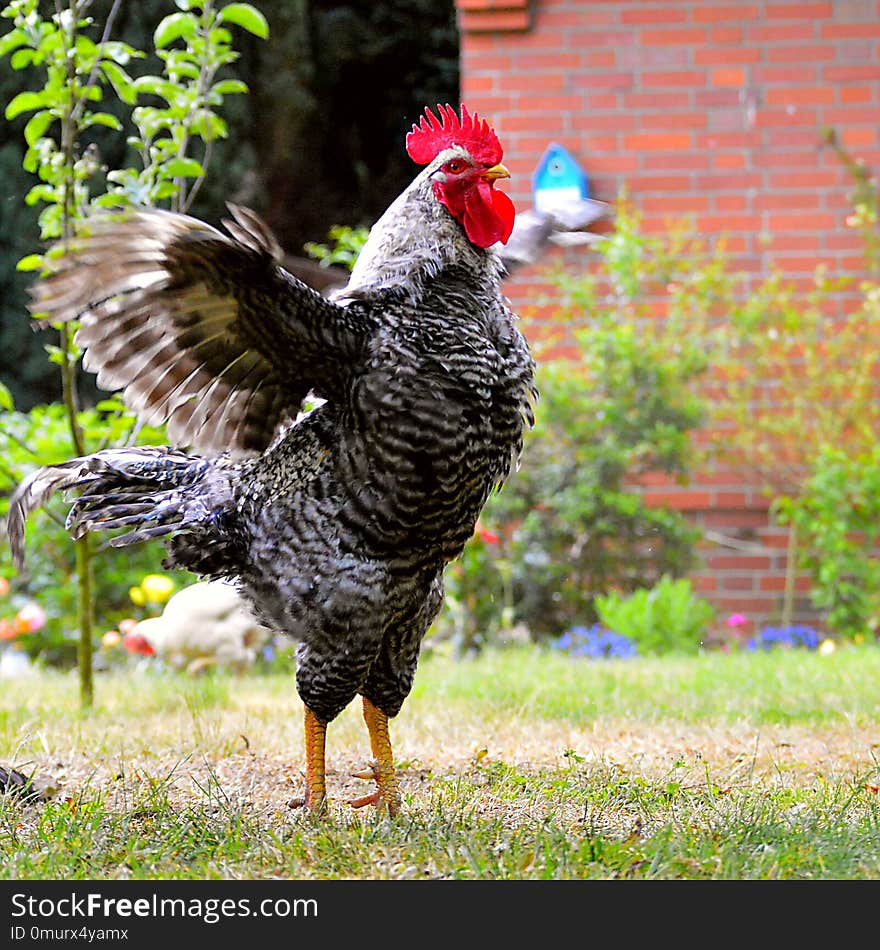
406, 103, 503, 167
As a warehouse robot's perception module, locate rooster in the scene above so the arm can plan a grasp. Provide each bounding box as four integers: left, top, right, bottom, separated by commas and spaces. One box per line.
6, 103, 536, 815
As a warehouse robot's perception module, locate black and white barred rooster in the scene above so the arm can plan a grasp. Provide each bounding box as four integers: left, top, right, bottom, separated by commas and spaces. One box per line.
6, 104, 536, 815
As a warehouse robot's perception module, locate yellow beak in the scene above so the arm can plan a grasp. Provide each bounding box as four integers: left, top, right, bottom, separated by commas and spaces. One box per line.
482, 163, 511, 182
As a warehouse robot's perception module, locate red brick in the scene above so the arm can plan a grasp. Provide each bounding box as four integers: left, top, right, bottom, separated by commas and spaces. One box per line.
643, 490, 713, 510
759, 575, 812, 592
707, 555, 773, 571
714, 153, 747, 168
640, 27, 707, 45
841, 127, 877, 146
721, 576, 757, 592
753, 66, 818, 83
623, 91, 687, 109
767, 212, 837, 230
516, 94, 583, 112
462, 53, 513, 72
642, 152, 712, 170
457, 0, 527, 9
709, 26, 744, 43
640, 111, 708, 129
749, 22, 815, 41
693, 5, 759, 22
766, 86, 835, 106
585, 154, 640, 174
768, 170, 840, 188
754, 192, 822, 211
755, 107, 819, 128
623, 132, 692, 151
696, 171, 763, 189
459, 9, 530, 31
715, 196, 746, 215
515, 52, 581, 70
824, 64, 880, 81
643, 70, 707, 87
766, 2, 832, 17
838, 86, 874, 104
695, 89, 742, 107
822, 21, 880, 38
822, 105, 880, 126
695, 47, 761, 65
572, 71, 633, 89
712, 67, 747, 86
767, 44, 836, 63
567, 29, 631, 48
585, 93, 619, 109
698, 214, 763, 232
642, 194, 711, 213
572, 112, 636, 132
466, 75, 496, 93
621, 7, 687, 24
585, 51, 618, 68
695, 132, 760, 150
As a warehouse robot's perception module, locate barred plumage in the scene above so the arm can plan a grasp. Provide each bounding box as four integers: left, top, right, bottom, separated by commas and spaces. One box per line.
7, 104, 537, 815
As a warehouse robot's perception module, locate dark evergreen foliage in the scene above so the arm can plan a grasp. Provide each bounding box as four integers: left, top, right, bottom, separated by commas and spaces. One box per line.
0, 0, 458, 408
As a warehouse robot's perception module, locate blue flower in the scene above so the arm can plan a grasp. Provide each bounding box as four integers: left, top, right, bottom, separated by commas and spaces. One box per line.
551, 624, 637, 659
746, 624, 821, 651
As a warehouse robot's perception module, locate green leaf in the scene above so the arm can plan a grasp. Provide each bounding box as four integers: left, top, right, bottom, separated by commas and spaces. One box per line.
0, 381, 13, 412
24, 183, 57, 206
83, 111, 123, 131
16, 254, 44, 272
23, 109, 54, 146
9, 47, 36, 69
210, 79, 248, 96
0, 28, 28, 59
132, 74, 177, 101
5, 90, 45, 119
218, 3, 270, 39
154, 12, 197, 49
162, 157, 204, 178
99, 61, 136, 105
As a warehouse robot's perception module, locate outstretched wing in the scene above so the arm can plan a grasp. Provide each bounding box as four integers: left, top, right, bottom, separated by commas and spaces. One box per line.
29, 204, 374, 456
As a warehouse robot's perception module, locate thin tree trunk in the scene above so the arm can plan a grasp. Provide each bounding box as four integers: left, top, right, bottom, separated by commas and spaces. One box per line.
58, 0, 94, 708
781, 520, 798, 629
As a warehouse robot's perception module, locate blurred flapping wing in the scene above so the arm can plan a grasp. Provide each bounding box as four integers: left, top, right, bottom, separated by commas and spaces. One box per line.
29, 204, 372, 456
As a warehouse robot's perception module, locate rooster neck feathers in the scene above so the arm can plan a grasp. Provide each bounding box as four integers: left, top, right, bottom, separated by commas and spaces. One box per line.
339, 104, 515, 302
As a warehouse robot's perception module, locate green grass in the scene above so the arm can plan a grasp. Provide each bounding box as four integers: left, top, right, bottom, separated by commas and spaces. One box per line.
1, 644, 879, 879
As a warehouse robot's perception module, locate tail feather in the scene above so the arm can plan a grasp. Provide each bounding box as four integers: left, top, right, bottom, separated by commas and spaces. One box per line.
6, 446, 217, 571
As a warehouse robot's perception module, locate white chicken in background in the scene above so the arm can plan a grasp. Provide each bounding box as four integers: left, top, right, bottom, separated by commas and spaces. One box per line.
123, 580, 272, 674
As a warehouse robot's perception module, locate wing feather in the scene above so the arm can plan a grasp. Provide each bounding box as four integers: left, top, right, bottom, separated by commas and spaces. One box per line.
29, 205, 373, 455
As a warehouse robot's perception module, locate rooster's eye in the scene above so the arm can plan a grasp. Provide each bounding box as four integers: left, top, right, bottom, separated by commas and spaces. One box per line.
445, 160, 464, 174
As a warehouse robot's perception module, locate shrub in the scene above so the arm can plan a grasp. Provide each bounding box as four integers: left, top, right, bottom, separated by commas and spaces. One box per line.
777, 444, 880, 640
440, 201, 711, 650
594, 575, 715, 656
0, 401, 191, 666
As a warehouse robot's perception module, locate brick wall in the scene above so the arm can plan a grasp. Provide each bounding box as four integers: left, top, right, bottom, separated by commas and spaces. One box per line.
455, 0, 880, 629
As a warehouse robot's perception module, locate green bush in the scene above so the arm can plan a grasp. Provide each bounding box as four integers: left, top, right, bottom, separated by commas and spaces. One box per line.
438, 202, 713, 652
0, 400, 191, 666
777, 444, 880, 641
594, 575, 715, 655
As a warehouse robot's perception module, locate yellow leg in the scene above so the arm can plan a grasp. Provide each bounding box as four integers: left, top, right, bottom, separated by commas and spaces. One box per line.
348, 696, 401, 816
302, 706, 328, 814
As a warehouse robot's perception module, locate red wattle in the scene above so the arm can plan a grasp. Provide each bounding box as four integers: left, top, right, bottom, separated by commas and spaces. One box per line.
462, 181, 516, 248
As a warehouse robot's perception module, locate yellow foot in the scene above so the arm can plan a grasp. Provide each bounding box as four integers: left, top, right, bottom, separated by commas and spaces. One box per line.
347, 759, 401, 816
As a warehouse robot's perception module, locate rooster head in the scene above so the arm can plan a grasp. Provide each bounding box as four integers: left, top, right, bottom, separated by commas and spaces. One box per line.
406, 104, 515, 249
123, 629, 155, 656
